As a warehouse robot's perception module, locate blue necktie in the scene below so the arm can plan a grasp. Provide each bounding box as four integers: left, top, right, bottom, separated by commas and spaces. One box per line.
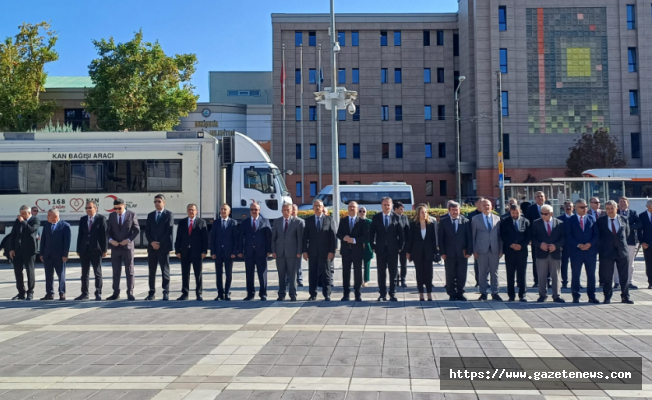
485, 216, 492, 231
51, 223, 55, 233
385, 215, 389, 228
316, 217, 321, 230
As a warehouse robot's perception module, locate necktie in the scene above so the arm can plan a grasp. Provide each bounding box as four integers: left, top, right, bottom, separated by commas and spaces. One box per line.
119, 214, 124, 227
316, 217, 321, 230
384, 215, 389, 228
453, 219, 458, 232
156, 212, 161, 223
546, 222, 551, 236
223, 219, 227, 230
350, 217, 354, 231
188, 219, 193, 235
284, 219, 288, 233
485, 216, 492, 231
253, 218, 257, 231
580, 216, 584, 231
88, 217, 92, 232
51, 223, 55, 233
611, 219, 617, 236
514, 219, 518, 231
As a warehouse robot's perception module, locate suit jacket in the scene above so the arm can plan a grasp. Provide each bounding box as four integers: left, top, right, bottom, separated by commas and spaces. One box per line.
500, 216, 530, 255
174, 217, 208, 257
336, 215, 369, 257
565, 214, 599, 258
525, 203, 543, 225
587, 208, 603, 220
472, 213, 502, 254
369, 212, 405, 255
467, 209, 482, 221
145, 209, 174, 253
302, 214, 336, 258
619, 209, 641, 246
9, 216, 40, 256
597, 215, 630, 260
40, 221, 71, 260
520, 201, 531, 215
77, 214, 107, 255
210, 217, 239, 257
107, 210, 140, 251
238, 216, 272, 257
272, 216, 304, 258
438, 215, 473, 258
406, 220, 438, 262
638, 210, 652, 246
531, 218, 565, 260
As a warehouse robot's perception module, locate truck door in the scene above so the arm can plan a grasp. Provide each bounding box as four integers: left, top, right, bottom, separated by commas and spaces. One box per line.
238, 165, 281, 219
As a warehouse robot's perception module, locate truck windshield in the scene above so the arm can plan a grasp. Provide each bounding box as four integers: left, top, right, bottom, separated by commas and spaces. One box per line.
244, 168, 275, 194
272, 168, 290, 195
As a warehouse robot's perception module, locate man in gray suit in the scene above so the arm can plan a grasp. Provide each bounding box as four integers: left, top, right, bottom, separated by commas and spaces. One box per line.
472, 199, 503, 301
106, 198, 140, 301
272, 203, 304, 301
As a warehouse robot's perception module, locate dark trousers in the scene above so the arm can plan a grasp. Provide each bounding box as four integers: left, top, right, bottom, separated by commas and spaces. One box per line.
308, 256, 332, 298
413, 253, 434, 294
342, 253, 363, 297
181, 255, 203, 297
644, 247, 652, 285
571, 252, 597, 300
505, 251, 527, 299
561, 249, 570, 285
600, 255, 630, 301
148, 250, 170, 295
80, 252, 103, 296
44, 257, 66, 295
214, 254, 234, 296
245, 253, 267, 298
13, 253, 35, 295
445, 256, 468, 297
396, 251, 407, 284
474, 259, 479, 285
111, 247, 134, 296
376, 248, 398, 297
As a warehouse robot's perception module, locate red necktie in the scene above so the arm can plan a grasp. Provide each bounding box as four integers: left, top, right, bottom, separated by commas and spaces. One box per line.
546, 222, 551, 236
188, 219, 193, 236
611, 219, 617, 236
284, 219, 288, 233
580, 217, 584, 231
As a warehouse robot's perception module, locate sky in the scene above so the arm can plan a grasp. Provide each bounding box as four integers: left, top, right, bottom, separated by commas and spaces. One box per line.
1, 0, 459, 101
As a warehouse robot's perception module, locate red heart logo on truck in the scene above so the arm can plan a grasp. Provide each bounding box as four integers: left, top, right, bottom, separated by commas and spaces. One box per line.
35, 199, 50, 211
70, 198, 84, 211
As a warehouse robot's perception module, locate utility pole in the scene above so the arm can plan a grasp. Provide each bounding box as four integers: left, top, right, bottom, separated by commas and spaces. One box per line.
300, 44, 305, 204
318, 44, 322, 190
329, 0, 340, 226
455, 76, 466, 205
497, 71, 505, 214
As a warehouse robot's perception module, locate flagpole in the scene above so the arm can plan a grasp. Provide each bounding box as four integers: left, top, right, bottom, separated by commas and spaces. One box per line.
318, 44, 322, 191
282, 44, 286, 180
300, 43, 305, 204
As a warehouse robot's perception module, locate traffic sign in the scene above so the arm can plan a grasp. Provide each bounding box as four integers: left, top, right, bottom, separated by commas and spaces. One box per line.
499, 173, 504, 189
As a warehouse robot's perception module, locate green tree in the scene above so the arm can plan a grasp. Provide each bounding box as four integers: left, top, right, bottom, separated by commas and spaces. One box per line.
565, 127, 627, 176
0, 22, 58, 131
85, 30, 198, 131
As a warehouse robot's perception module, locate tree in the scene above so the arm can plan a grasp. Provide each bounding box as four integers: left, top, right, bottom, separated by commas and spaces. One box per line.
565, 128, 626, 176
85, 30, 198, 131
0, 22, 58, 131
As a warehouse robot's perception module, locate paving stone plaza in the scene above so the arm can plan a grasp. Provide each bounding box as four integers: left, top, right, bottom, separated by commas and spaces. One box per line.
0, 256, 652, 400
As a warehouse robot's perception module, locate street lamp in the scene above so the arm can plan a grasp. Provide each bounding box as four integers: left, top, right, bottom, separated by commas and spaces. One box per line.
455, 75, 466, 205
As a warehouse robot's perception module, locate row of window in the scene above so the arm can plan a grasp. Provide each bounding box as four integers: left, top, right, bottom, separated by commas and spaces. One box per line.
295, 30, 459, 53
295, 181, 448, 198
294, 67, 447, 85
498, 47, 638, 74
294, 105, 449, 121
294, 142, 450, 160
500, 4, 641, 31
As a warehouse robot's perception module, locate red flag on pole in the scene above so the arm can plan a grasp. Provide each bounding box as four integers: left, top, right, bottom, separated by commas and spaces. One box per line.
280, 61, 286, 105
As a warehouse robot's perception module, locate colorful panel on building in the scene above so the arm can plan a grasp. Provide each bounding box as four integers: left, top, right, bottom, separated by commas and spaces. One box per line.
526, 8, 609, 134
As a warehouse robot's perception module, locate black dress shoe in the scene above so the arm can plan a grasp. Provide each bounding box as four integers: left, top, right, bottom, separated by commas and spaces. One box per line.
355, 296, 362, 302
177, 295, 188, 301
308, 296, 317, 301
196, 296, 203, 301
629, 284, 638, 289
562, 283, 568, 289
127, 295, 136, 301
290, 296, 297, 301
492, 294, 503, 302
218, 294, 225, 301
276, 297, 285, 301
163, 293, 169, 301
603, 298, 611, 304
572, 298, 580, 304
389, 296, 397, 302
553, 298, 565, 303
297, 282, 304, 287
214, 296, 221, 301
401, 282, 407, 288
12, 294, 25, 300
106, 293, 120, 301
59, 294, 66, 301
457, 295, 467, 301
508, 297, 515, 302
224, 294, 231, 301
144, 294, 155, 301
622, 299, 634, 304
341, 296, 350, 302
40, 294, 54, 301
74, 294, 89, 301
26, 293, 33, 301
478, 294, 487, 301
474, 283, 479, 287
449, 296, 456, 301
648, 284, 652, 289
260, 296, 267, 301
532, 283, 538, 288
589, 298, 600, 304
324, 297, 331, 301
377, 295, 387, 301
94, 294, 102, 301
537, 296, 547, 302
519, 298, 527, 302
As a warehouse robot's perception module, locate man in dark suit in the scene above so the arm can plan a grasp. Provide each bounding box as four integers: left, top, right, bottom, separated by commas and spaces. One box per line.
369, 197, 405, 302
175, 204, 208, 301
39, 209, 71, 300
467, 198, 484, 287
76, 200, 107, 301
337, 201, 369, 302
638, 199, 652, 289
615, 196, 641, 289
565, 199, 600, 304
7, 205, 40, 300
500, 204, 530, 302
393, 201, 410, 288
211, 203, 239, 301
557, 201, 575, 289
588, 197, 604, 220
145, 194, 174, 301
106, 198, 140, 301
501, 198, 519, 220
531, 204, 565, 303
237, 202, 272, 301
598, 201, 633, 304
302, 199, 337, 301
526, 191, 549, 288
438, 201, 473, 301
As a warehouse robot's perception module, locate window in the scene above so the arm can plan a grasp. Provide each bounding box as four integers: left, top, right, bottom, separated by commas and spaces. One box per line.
227, 90, 261, 97
395, 106, 403, 121
338, 109, 346, 121
500, 49, 508, 73
628, 47, 637, 72
352, 31, 359, 46
310, 144, 317, 159
106, 161, 145, 193
353, 143, 360, 159
296, 144, 301, 159
295, 106, 301, 121
309, 68, 316, 84
295, 69, 301, 84
425, 105, 432, 120
382, 143, 389, 158
395, 143, 403, 159
64, 109, 90, 131
394, 31, 401, 46
340, 190, 412, 205
426, 180, 433, 196
425, 143, 432, 158
440, 180, 447, 196
381, 68, 388, 83
632, 132, 641, 159
423, 30, 430, 46
380, 31, 387, 46
499, 6, 507, 31
437, 68, 445, 83
438, 143, 446, 158
338, 68, 346, 84
309, 31, 316, 46
630, 90, 639, 115
381, 106, 389, 121
453, 33, 459, 56
394, 68, 402, 83
338, 31, 345, 46
146, 161, 181, 192
295, 182, 301, 198
352, 68, 359, 84
627, 5, 636, 30
438, 105, 446, 121
310, 182, 317, 197
353, 105, 360, 121
436, 30, 444, 46
339, 144, 347, 159
309, 106, 317, 121
424, 68, 431, 83
295, 31, 302, 46
501, 92, 509, 116
503, 134, 510, 160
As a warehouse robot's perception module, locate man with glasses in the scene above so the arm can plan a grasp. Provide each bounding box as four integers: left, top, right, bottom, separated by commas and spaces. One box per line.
558, 201, 575, 289
237, 202, 272, 301
175, 204, 208, 301
75, 201, 107, 301
565, 199, 600, 304
614, 196, 641, 290
526, 191, 550, 288
588, 197, 603, 219
531, 204, 565, 303
337, 201, 369, 302
39, 209, 71, 301
145, 195, 174, 301
7, 205, 40, 300
597, 200, 633, 304
472, 199, 503, 301
106, 198, 140, 301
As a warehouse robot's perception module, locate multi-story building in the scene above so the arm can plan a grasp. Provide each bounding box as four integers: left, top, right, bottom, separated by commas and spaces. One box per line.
272, 1, 651, 205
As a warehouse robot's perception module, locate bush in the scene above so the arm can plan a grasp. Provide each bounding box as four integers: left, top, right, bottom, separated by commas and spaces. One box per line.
296, 206, 478, 221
